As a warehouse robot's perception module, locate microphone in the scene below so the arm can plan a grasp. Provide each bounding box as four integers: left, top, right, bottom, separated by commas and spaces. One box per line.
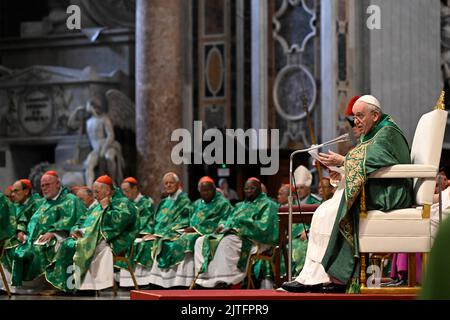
285, 133, 350, 282
292, 133, 350, 156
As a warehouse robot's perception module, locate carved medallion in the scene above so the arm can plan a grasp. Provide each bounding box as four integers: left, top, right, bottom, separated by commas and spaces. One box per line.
19, 90, 53, 135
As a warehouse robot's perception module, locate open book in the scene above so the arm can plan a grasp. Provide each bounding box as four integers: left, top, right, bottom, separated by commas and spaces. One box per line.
308, 148, 345, 175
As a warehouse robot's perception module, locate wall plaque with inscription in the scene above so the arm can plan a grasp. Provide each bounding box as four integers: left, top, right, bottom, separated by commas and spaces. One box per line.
19, 90, 53, 135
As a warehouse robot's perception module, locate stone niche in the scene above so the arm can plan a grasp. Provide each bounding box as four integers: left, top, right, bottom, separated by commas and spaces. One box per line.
0, 65, 124, 189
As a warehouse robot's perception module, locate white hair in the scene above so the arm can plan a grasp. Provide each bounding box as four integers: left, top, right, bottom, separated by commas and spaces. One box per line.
163, 172, 180, 183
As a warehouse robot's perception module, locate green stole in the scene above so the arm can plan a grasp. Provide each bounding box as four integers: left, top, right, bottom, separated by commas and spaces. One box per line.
135, 195, 154, 233
321, 114, 413, 291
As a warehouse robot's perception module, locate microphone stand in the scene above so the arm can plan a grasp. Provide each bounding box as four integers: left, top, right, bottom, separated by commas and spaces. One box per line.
287, 134, 349, 282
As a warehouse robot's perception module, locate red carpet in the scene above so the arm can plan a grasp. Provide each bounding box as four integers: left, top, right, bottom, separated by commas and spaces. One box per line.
130, 289, 416, 300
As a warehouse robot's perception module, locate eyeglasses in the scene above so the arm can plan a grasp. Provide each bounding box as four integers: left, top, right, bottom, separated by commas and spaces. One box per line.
244, 186, 257, 191
11, 189, 23, 193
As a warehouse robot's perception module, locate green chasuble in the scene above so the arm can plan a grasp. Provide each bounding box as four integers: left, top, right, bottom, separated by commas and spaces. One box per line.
155, 192, 233, 269
420, 217, 450, 300
199, 192, 279, 274
132, 191, 191, 268
134, 194, 154, 232
11, 188, 86, 286
0, 193, 16, 242
1, 193, 43, 271
45, 189, 137, 292
321, 114, 413, 291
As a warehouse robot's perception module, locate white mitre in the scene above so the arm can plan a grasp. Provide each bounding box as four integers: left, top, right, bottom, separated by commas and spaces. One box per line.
293, 165, 312, 187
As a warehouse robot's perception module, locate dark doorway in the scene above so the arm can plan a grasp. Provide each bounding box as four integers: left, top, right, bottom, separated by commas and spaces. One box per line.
10, 143, 55, 179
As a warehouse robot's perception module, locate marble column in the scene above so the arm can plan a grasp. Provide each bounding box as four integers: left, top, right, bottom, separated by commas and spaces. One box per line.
135, 0, 184, 198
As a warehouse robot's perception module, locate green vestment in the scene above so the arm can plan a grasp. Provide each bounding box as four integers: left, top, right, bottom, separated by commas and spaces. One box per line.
11, 188, 86, 286
1, 193, 43, 271
155, 192, 232, 269
0, 193, 16, 242
420, 217, 450, 300
199, 192, 279, 274
321, 114, 413, 290
45, 189, 137, 292
132, 191, 191, 268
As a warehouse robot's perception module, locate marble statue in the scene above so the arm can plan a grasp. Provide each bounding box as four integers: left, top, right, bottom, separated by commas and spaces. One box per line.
68, 89, 135, 186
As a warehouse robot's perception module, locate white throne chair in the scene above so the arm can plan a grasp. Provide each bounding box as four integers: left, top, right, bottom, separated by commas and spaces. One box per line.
358, 102, 448, 294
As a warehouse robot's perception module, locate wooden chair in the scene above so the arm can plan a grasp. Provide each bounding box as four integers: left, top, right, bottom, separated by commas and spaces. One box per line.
0, 243, 11, 297
358, 104, 448, 293
246, 245, 279, 289
112, 246, 139, 296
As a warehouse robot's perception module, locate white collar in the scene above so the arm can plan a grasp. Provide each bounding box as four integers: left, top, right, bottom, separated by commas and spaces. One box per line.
23, 196, 31, 206
169, 189, 182, 201
134, 193, 143, 203
88, 199, 98, 210
51, 188, 63, 201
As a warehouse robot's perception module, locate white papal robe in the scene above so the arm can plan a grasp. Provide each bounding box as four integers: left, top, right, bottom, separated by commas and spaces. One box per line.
294, 181, 345, 285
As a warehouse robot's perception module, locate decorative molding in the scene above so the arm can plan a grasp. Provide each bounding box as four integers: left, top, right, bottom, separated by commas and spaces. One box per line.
273, 64, 316, 121
273, 0, 316, 54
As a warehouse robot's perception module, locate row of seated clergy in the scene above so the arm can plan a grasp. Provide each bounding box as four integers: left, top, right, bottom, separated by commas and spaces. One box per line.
0, 172, 140, 294
1, 171, 278, 293
119, 175, 279, 289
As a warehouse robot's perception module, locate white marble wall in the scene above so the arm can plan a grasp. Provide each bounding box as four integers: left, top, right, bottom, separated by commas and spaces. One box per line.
321, 0, 441, 145
367, 0, 441, 143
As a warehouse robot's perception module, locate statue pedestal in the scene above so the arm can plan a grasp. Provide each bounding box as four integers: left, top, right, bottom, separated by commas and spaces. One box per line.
56, 135, 90, 187
55, 134, 91, 167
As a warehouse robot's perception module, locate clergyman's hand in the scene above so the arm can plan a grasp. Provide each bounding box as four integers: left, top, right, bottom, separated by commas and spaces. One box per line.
318, 150, 344, 167
71, 230, 83, 240
183, 227, 196, 233
37, 232, 55, 243
17, 231, 27, 243
215, 225, 224, 233
300, 230, 308, 241
142, 234, 157, 241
